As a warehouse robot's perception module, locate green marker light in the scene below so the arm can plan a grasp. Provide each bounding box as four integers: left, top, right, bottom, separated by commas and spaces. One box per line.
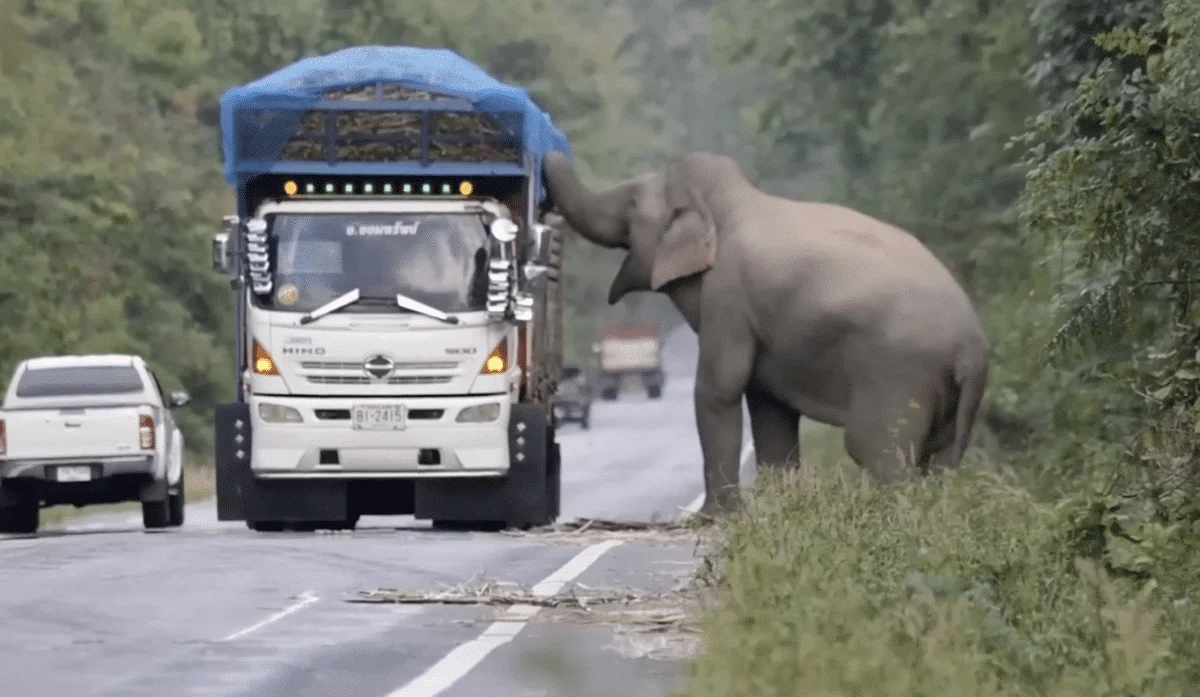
364, 183, 375, 194
324, 183, 335, 194
304, 183, 316, 194
403, 183, 413, 194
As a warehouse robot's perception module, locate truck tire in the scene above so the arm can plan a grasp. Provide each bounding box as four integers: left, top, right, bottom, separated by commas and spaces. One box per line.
647, 384, 662, 400
142, 498, 170, 530
167, 468, 185, 527
600, 386, 619, 401
0, 494, 38, 535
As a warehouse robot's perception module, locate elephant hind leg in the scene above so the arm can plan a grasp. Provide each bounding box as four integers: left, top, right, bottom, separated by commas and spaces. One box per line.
842, 386, 939, 484
746, 385, 800, 470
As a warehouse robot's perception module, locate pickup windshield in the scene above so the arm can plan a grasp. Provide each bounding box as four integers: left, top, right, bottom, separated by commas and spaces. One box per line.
257, 212, 490, 315
16, 366, 145, 398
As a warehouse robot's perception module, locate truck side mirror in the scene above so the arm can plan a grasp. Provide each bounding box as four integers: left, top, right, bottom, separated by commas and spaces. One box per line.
212, 232, 232, 275
523, 222, 553, 282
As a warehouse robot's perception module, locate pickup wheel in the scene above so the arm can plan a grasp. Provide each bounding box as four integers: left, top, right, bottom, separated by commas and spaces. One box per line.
142, 498, 171, 530
0, 495, 39, 535
167, 469, 185, 527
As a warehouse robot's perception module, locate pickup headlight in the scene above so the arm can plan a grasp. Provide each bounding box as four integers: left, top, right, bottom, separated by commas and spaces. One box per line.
258, 403, 303, 423
456, 402, 502, 423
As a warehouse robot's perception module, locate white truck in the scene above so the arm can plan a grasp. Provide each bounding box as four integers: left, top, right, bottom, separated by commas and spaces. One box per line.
0, 354, 189, 533
210, 47, 569, 532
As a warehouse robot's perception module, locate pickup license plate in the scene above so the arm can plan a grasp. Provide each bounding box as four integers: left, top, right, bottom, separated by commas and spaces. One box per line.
55, 465, 92, 482
352, 405, 406, 431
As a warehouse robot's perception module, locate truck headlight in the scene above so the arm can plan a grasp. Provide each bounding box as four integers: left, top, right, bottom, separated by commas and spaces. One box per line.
456, 402, 501, 423
258, 403, 303, 423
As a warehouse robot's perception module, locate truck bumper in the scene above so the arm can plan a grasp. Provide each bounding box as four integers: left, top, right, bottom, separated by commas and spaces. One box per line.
248, 393, 511, 478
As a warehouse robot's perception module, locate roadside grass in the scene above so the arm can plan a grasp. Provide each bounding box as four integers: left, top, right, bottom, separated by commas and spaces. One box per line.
39, 455, 216, 527
677, 419, 1200, 697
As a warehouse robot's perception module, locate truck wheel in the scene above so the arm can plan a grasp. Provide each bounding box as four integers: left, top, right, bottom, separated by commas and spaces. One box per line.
142, 498, 170, 530
601, 387, 619, 401
647, 385, 662, 400
167, 469, 185, 527
432, 519, 504, 532
247, 520, 285, 532
0, 494, 38, 535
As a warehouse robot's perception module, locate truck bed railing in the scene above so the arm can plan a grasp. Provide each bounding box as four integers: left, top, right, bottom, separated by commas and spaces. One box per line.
231, 81, 525, 175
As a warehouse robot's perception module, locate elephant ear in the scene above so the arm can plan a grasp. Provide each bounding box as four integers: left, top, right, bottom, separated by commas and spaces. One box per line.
650, 186, 716, 291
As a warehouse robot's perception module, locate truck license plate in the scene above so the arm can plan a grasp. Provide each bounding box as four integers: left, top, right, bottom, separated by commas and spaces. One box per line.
55, 465, 92, 482
352, 405, 406, 431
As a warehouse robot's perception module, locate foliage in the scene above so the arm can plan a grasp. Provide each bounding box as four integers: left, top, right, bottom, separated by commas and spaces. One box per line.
679, 456, 1200, 697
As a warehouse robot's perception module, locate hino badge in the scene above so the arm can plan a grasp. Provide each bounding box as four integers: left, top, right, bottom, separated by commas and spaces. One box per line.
210, 46, 569, 532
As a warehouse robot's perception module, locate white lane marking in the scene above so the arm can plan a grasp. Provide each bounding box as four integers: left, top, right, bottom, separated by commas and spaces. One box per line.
220, 590, 319, 642
680, 443, 754, 518
384, 539, 624, 697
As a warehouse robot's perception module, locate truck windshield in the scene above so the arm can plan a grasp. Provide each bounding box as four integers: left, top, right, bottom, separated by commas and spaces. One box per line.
259, 212, 491, 314
16, 366, 145, 397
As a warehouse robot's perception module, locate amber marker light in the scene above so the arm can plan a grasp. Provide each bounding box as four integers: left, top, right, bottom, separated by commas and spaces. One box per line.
480, 338, 509, 374
283, 180, 298, 196
252, 339, 279, 376
459, 180, 474, 196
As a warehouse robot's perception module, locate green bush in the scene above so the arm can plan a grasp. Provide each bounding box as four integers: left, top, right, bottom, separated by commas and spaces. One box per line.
679, 452, 1200, 696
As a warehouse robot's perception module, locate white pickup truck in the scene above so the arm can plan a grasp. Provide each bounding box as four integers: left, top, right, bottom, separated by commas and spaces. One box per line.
0, 354, 189, 533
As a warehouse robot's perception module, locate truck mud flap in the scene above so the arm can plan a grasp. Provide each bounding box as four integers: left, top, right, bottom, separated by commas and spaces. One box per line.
214, 402, 349, 523
414, 404, 558, 528
214, 402, 254, 522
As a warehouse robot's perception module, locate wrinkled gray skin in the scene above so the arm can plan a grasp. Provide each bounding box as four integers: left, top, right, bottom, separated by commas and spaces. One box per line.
542, 151, 990, 515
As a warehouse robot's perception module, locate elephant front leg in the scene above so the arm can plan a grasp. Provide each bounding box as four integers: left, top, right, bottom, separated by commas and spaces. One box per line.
694, 319, 756, 517
745, 385, 800, 470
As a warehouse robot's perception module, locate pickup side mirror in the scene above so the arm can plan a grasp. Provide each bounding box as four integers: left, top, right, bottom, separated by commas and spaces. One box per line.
169, 391, 191, 408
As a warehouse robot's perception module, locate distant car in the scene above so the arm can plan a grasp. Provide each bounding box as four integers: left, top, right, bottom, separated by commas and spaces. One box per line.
0, 354, 189, 534
554, 364, 592, 430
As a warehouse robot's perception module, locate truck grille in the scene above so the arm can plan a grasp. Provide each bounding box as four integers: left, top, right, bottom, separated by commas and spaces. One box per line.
305, 375, 453, 386
300, 361, 458, 371
314, 408, 444, 420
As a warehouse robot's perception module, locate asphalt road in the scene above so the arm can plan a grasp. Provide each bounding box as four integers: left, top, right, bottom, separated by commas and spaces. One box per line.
0, 326, 751, 697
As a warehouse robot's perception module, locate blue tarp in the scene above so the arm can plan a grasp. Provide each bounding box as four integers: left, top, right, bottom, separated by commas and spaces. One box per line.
218, 45, 572, 200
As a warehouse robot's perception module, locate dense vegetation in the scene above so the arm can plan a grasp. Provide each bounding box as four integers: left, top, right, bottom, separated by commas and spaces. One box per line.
2, 0, 1198, 690
678, 0, 1200, 693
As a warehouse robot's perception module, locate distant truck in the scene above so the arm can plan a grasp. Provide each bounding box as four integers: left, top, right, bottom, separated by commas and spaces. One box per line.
0, 354, 189, 533
209, 46, 570, 532
594, 324, 664, 401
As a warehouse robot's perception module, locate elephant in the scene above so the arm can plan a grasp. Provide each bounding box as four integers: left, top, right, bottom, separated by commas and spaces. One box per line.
541, 150, 990, 516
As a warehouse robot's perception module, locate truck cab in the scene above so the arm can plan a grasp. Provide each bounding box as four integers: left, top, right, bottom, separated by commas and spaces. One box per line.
211, 46, 569, 532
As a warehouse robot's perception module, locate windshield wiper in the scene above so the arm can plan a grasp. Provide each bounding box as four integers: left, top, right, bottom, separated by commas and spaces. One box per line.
395, 293, 460, 325
297, 287, 460, 325
299, 288, 362, 325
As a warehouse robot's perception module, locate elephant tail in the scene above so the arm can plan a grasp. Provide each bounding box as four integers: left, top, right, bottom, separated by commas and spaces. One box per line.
949, 347, 989, 467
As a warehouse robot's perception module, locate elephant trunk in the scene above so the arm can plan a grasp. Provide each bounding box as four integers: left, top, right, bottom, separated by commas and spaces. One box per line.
542, 152, 630, 248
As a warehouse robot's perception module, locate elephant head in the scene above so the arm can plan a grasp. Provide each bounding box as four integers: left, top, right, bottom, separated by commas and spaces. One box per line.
542, 151, 749, 307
